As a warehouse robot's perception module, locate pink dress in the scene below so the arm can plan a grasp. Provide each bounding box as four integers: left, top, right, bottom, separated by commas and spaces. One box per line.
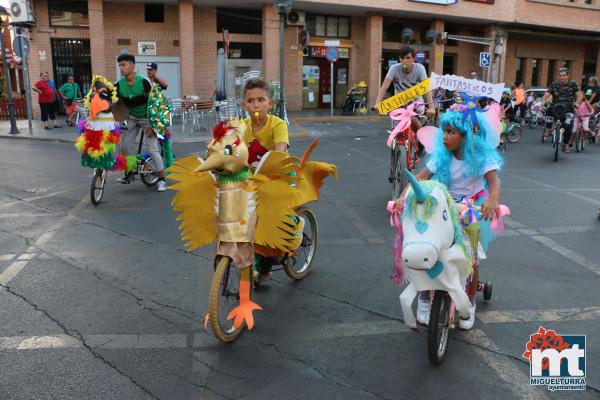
574, 101, 592, 132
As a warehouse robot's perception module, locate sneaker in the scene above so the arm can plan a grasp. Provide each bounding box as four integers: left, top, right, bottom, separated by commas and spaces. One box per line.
416, 298, 431, 325
157, 180, 167, 192
459, 303, 477, 330
252, 270, 272, 283
116, 175, 131, 184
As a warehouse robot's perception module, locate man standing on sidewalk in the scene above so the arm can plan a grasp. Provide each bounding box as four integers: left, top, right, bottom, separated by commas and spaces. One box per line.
145, 62, 169, 91
114, 54, 167, 192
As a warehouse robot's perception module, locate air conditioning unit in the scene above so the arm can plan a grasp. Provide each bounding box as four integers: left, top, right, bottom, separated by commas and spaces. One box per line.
10, 0, 35, 25
286, 11, 305, 27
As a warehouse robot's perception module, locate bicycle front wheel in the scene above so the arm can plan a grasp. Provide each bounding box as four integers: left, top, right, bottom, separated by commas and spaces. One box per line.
208, 257, 247, 342
428, 291, 451, 366
284, 207, 318, 280
505, 124, 522, 143
392, 146, 408, 200
90, 169, 106, 206
553, 126, 560, 162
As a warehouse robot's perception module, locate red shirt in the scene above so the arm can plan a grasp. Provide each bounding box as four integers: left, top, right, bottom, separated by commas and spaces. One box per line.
35, 80, 55, 103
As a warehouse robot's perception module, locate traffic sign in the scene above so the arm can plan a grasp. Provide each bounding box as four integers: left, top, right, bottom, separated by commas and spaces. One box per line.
13, 36, 29, 59
325, 47, 339, 63
479, 52, 491, 68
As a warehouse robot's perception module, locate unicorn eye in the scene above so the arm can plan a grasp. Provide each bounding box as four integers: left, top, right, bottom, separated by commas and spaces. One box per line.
442, 210, 448, 221
224, 145, 233, 155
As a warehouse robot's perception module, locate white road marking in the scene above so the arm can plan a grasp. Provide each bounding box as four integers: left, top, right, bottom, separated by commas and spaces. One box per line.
17, 253, 36, 260
462, 330, 549, 400
0, 261, 29, 284
478, 306, 600, 324
504, 218, 600, 277
505, 172, 600, 206
0, 195, 88, 285
0, 213, 55, 218
0, 186, 80, 209
0, 254, 15, 261
0, 334, 188, 350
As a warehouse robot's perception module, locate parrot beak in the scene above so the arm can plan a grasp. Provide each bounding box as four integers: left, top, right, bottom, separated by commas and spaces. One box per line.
89, 89, 110, 119
193, 154, 223, 173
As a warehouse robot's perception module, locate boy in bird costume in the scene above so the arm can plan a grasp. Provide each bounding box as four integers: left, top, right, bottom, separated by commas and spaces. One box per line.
168, 120, 336, 330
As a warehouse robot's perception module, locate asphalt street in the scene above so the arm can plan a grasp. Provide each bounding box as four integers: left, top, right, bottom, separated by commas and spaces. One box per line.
0, 120, 599, 400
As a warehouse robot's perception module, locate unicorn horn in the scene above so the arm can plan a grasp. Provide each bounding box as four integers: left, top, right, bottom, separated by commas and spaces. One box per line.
406, 169, 426, 202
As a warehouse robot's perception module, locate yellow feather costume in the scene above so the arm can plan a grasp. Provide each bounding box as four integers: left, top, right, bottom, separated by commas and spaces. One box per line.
168, 120, 336, 330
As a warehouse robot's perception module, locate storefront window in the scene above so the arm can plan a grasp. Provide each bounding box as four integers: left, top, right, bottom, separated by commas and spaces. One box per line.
48, 0, 89, 27
515, 58, 524, 85
326, 17, 338, 37
216, 8, 262, 34
306, 14, 351, 38
547, 60, 555, 86
531, 59, 540, 87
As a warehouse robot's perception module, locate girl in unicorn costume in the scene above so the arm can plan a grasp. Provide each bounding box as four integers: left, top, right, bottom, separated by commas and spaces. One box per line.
391, 97, 509, 330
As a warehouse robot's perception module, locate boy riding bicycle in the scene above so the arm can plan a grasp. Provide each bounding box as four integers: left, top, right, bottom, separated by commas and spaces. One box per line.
114, 54, 168, 192
241, 78, 294, 282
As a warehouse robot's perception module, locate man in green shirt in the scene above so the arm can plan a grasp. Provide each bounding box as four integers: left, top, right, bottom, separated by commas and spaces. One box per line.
115, 54, 167, 192
58, 75, 82, 127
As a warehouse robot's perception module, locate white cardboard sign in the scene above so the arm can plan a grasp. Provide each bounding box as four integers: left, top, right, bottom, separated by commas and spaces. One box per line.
430, 72, 504, 102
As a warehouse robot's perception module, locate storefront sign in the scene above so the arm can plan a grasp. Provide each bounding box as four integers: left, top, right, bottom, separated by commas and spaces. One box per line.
138, 42, 156, 56
309, 46, 349, 59
324, 40, 340, 47
377, 78, 431, 115
430, 72, 504, 101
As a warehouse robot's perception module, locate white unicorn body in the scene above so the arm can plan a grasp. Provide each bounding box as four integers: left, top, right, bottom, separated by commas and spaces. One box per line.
398, 174, 473, 328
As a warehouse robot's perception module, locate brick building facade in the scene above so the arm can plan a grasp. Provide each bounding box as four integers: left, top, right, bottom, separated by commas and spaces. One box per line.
8, 0, 600, 115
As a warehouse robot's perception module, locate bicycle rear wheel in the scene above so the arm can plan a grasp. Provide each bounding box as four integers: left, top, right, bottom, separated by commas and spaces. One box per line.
90, 169, 106, 206
208, 257, 247, 342
428, 291, 451, 366
392, 146, 408, 200
283, 207, 318, 280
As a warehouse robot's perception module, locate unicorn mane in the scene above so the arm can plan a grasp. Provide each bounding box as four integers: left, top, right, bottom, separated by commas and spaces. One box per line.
403, 180, 473, 274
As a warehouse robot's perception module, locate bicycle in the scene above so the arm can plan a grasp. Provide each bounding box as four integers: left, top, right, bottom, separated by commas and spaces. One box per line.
427, 211, 492, 365
529, 102, 542, 129
90, 125, 160, 205
567, 113, 594, 153
389, 105, 429, 200
208, 206, 318, 342
502, 117, 522, 143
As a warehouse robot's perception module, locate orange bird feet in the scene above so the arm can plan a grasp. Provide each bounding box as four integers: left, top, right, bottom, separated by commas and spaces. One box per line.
226, 277, 262, 330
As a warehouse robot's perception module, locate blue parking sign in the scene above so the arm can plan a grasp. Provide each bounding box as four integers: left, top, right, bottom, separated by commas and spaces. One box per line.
479, 52, 491, 68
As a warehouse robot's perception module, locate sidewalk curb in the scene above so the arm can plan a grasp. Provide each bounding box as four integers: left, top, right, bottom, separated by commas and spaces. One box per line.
0, 134, 212, 144
0, 134, 74, 144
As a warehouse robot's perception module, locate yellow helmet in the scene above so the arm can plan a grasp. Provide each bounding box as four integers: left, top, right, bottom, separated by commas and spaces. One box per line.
357, 81, 367, 88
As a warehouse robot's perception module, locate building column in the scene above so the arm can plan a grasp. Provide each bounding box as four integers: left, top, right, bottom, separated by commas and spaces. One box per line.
88, 0, 106, 77
522, 58, 533, 86
179, 0, 195, 97
262, 5, 280, 82
496, 31, 508, 85
430, 19, 444, 75
571, 49, 585, 85
539, 59, 549, 88
365, 13, 382, 107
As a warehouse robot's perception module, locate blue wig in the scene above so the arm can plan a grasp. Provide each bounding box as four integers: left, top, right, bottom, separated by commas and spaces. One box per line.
428, 110, 503, 188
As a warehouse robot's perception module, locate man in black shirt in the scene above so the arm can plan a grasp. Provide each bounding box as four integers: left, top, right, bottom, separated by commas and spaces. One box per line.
542, 67, 583, 151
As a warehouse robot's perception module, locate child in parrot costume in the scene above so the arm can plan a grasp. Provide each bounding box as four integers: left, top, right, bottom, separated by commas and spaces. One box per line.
168, 120, 337, 331
75, 75, 124, 170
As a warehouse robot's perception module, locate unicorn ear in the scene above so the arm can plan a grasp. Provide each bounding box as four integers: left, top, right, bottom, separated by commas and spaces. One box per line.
417, 126, 437, 154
